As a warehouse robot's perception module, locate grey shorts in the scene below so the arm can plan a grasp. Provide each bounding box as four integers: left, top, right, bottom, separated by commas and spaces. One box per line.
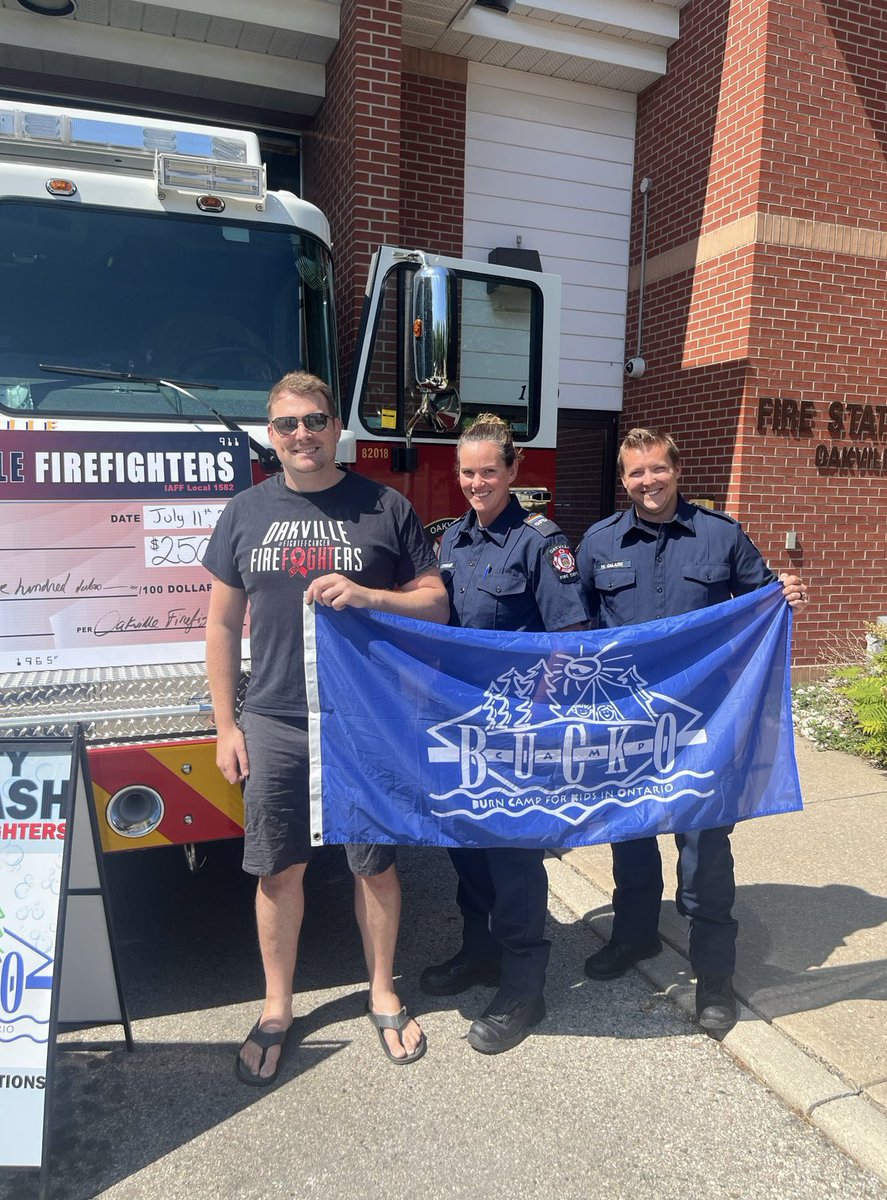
239, 709, 396, 878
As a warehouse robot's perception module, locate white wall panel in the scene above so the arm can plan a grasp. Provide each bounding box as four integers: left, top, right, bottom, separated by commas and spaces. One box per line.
464, 140, 633, 190
466, 112, 632, 167
468, 83, 636, 138
465, 62, 634, 414
466, 167, 631, 218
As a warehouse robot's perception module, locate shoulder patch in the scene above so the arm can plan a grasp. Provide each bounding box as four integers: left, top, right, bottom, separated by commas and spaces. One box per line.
545, 539, 579, 582
523, 512, 562, 537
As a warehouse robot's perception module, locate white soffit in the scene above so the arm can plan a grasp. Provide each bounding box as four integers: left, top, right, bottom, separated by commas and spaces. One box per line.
405, 0, 688, 92
0, 0, 687, 119
0, 0, 337, 118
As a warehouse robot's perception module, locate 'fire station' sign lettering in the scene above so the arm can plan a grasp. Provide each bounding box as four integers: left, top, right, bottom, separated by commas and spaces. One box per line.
756, 397, 887, 473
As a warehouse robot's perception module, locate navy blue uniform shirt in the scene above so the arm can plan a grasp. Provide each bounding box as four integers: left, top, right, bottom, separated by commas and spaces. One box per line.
577, 495, 774, 628
440, 496, 588, 632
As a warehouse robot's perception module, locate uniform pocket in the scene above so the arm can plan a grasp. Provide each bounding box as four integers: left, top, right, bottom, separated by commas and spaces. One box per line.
477, 569, 527, 598
592, 567, 636, 594
680, 561, 732, 607
682, 563, 731, 586
592, 566, 636, 623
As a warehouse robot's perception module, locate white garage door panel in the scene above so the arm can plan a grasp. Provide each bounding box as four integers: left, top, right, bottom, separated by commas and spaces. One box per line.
464, 232, 630, 278
535, 254, 628, 291
466, 200, 631, 249
560, 383, 623, 412
561, 283, 628, 314
467, 112, 633, 165
472, 63, 636, 111
559, 357, 624, 387
466, 166, 631, 218
466, 63, 633, 415
469, 83, 636, 139
561, 332, 625, 362
561, 308, 626, 337
464, 140, 634, 190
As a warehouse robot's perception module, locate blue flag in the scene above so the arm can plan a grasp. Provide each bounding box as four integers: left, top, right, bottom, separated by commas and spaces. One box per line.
303, 583, 802, 849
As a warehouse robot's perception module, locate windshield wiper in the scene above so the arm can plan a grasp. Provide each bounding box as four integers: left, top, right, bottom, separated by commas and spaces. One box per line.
38, 363, 281, 474
40, 363, 215, 390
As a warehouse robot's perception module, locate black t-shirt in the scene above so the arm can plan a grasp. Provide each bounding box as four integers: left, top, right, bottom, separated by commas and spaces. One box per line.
203, 470, 438, 717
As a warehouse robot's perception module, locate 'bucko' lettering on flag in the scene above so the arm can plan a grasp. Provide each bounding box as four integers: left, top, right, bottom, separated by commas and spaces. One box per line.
305, 583, 802, 850
425, 643, 712, 827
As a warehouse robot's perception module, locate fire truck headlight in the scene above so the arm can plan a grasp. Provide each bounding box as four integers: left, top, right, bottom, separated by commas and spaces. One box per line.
106, 786, 164, 838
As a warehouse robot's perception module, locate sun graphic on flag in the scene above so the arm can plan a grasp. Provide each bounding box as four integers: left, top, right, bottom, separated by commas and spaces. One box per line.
551, 644, 650, 723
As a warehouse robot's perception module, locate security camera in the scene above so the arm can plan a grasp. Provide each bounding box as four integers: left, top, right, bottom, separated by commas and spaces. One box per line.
624, 356, 646, 379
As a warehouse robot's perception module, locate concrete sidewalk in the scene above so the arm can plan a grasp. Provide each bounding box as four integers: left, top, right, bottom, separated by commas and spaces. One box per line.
545, 735, 887, 1185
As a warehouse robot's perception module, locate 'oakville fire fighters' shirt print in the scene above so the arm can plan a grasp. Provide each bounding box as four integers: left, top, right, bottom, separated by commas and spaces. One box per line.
203, 470, 438, 718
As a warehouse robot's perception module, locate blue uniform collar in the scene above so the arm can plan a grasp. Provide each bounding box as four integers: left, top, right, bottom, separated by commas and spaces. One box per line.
617, 494, 697, 543
452, 495, 524, 547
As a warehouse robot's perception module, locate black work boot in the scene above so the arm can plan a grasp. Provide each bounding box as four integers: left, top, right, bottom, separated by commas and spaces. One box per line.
584, 938, 662, 980
466, 991, 546, 1054
419, 948, 501, 996
695, 975, 737, 1039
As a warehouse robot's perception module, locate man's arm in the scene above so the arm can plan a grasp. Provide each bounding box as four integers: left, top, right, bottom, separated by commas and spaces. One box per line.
304, 570, 449, 624
205, 578, 250, 783
732, 526, 809, 613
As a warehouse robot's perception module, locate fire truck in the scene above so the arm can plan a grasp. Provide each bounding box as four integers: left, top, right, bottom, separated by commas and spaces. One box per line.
0, 99, 561, 859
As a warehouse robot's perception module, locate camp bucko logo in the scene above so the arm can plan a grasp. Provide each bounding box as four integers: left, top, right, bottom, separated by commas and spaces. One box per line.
425, 640, 714, 826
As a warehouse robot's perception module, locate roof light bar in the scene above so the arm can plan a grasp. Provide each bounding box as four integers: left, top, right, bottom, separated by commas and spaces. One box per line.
0, 105, 251, 165
156, 153, 266, 201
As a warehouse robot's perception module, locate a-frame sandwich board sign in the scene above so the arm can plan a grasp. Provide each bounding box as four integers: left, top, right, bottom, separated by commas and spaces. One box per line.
0, 726, 132, 1199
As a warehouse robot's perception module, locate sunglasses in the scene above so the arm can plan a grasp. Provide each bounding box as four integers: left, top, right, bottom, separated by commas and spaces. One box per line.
269, 412, 332, 435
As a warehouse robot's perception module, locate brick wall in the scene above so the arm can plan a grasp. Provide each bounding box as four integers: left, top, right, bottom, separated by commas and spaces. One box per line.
303, 0, 404, 384
624, 0, 887, 665
399, 53, 466, 255
304, 17, 468, 392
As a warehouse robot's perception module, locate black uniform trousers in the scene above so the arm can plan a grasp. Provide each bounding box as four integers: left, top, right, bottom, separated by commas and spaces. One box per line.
449, 846, 550, 1000
609, 824, 738, 977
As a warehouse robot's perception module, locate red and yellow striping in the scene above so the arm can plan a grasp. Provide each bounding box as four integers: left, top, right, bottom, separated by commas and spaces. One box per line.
88, 738, 244, 852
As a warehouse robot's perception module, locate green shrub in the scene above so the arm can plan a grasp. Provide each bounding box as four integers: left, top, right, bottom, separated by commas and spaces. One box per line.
834, 644, 887, 765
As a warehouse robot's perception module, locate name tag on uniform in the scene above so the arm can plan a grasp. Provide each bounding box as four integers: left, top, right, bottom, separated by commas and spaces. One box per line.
597, 560, 629, 570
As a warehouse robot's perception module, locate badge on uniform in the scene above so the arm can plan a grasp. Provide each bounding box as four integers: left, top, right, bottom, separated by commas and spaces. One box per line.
546, 540, 579, 582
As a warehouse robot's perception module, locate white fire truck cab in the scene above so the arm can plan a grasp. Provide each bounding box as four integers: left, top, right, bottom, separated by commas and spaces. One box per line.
0, 99, 562, 856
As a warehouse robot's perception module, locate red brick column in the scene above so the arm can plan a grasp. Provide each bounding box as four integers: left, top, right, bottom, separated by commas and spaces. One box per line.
399, 53, 467, 255
625, 0, 887, 666
303, 0, 404, 383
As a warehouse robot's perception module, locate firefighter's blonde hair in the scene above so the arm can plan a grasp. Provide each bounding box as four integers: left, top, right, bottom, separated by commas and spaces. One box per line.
268, 372, 338, 418
457, 412, 523, 468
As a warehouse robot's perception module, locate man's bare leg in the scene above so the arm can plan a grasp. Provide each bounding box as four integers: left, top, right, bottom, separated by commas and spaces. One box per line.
354, 864, 423, 1058
239, 861, 307, 1079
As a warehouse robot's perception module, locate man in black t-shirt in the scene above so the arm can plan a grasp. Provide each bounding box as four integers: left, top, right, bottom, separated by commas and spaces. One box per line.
204, 372, 448, 1083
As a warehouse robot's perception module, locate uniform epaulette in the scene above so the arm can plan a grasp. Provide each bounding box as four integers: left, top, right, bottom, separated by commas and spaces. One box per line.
586, 511, 623, 532
692, 503, 739, 525
522, 512, 563, 537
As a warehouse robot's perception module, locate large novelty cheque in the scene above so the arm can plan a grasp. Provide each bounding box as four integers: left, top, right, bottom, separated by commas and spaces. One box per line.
0, 430, 251, 673
304, 583, 802, 850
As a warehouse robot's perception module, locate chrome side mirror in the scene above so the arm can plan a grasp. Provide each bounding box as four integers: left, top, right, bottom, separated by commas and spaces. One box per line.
412, 262, 455, 393
414, 387, 461, 434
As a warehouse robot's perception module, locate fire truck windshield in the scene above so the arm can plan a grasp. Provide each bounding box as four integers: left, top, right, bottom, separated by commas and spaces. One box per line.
0, 199, 337, 423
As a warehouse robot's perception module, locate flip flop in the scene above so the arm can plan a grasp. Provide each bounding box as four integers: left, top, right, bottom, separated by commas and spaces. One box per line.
366, 1003, 427, 1065
235, 1020, 291, 1086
